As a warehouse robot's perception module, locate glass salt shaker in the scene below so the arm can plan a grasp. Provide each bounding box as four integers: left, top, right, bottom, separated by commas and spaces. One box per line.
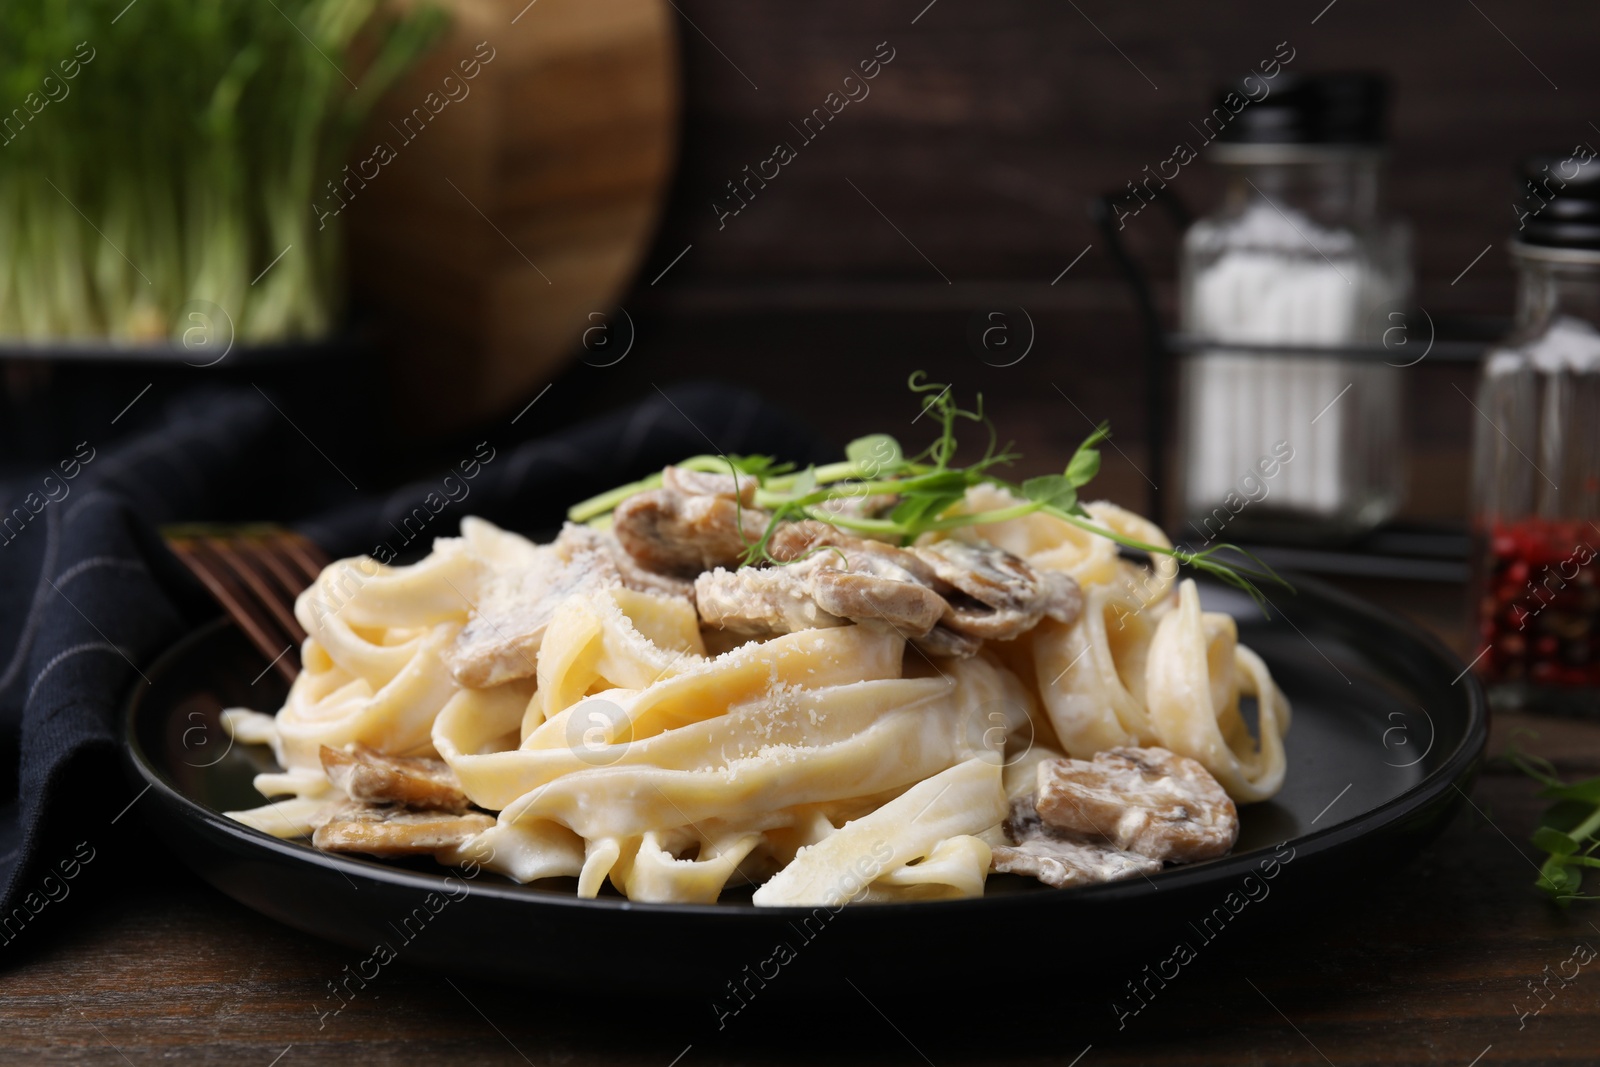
1177, 72, 1411, 543
1472, 149, 1600, 712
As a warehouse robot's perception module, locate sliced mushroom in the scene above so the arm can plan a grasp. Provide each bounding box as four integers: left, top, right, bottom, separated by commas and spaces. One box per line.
662, 465, 758, 505
990, 796, 1160, 888
558, 523, 695, 600
1039, 570, 1086, 624
809, 569, 947, 634
765, 519, 859, 562
695, 554, 945, 639
696, 518, 951, 639
917, 538, 1039, 607
312, 802, 495, 857
448, 552, 603, 688
447, 522, 660, 688
655, 503, 1085, 657
845, 540, 944, 587
698, 520, 1082, 657
321, 743, 471, 813
1033, 747, 1238, 863
908, 624, 985, 660
694, 563, 847, 636
613, 473, 770, 578
448, 522, 696, 688
913, 539, 1083, 640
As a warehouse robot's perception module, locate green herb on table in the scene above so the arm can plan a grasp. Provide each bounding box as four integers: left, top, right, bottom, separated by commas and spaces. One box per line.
571, 372, 1287, 607
1506, 743, 1600, 903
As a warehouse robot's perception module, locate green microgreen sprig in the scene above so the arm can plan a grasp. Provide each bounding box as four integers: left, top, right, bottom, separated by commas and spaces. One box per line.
569, 372, 1287, 607
1504, 739, 1600, 904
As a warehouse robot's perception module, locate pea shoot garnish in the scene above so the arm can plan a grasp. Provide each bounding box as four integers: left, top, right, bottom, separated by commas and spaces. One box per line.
1505, 741, 1600, 904
569, 373, 1287, 607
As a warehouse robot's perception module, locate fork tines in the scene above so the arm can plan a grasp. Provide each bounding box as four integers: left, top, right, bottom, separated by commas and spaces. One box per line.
165, 526, 331, 685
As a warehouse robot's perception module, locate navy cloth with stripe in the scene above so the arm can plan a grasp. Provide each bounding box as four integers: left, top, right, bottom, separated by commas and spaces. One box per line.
0, 383, 820, 952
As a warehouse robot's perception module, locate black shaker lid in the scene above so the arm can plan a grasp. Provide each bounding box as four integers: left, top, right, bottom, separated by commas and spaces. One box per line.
1515, 148, 1600, 251
1213, 71, 1389, 147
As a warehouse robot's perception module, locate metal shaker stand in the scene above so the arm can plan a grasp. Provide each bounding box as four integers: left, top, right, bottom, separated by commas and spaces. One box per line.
1090, 188, 1496, 583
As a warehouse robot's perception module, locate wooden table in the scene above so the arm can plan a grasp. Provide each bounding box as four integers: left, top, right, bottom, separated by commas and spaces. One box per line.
2, 574, 1598, 1066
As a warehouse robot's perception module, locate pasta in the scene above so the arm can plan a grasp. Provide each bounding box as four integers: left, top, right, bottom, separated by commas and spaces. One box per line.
224, 422, 1293, 907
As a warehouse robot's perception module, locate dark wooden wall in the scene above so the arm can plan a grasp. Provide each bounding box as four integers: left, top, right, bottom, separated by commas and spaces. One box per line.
549, 0, 1598, 525
646, 0, 1593, 288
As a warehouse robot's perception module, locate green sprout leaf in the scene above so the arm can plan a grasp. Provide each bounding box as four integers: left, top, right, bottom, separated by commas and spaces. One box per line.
726, 454, 791, 478
1065, 423, 1108, 487
1021, 474, 1077, 512
845, 434, 903, 474
1544, 860, 1583, 897
1533, 825, 1581, 857
1507, 736, 1600, 904
1543, 779, 1600, 805
890, 491, 963, 528
787, 466, 817, 498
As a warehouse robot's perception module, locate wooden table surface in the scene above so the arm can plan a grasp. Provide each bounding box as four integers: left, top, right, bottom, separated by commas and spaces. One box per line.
2, 576, 1598, 1067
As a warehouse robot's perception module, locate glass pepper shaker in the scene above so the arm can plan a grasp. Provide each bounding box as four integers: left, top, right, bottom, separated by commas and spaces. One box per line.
1471, 148, 1600, 711
1177, 72, 1411, 542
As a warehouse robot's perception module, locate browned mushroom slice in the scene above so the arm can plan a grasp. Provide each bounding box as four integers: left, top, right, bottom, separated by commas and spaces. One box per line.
446, 526, 624, 687
798, 531, 960, 644
810, 570, 946, 634
694, 564, 847, 636
321, 744, 471, 813
1034, 747, 1238, 863
613, 487, 769, 577
917, 538, 1040, 607
909, 624, 984, 660
937, 597, 1029, 641
661, 465, 757, 505
990, 796, 1160, 888
695, 553, 945, 639
765, 519, 860, 562
846, 540, 944, 587
557, 523, 695, 600
765, 521, 939, 586
1039, 570, 1085, 625
688, 518, 1068, 655
990, 840, 1161, 889
913, 539, 1083, 639
312, 802, 495, 857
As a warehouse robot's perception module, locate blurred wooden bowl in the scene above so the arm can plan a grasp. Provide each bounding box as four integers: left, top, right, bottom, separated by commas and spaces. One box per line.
345, 0, 679, 432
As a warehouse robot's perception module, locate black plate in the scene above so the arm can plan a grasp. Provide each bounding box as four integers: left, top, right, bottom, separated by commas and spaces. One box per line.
123, 575, 1486, 994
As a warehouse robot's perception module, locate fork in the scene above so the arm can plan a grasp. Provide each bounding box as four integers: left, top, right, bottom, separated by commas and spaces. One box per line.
164, 525, 330, 684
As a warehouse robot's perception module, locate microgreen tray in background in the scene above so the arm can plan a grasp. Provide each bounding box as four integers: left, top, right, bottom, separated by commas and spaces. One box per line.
0, 0, 444, 346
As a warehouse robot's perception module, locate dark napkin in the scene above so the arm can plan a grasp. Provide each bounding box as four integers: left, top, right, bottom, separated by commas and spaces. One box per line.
0, 381, 822, 951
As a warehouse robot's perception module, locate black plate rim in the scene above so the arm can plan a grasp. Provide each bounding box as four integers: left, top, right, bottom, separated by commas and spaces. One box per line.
123, 571, 1488, 919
